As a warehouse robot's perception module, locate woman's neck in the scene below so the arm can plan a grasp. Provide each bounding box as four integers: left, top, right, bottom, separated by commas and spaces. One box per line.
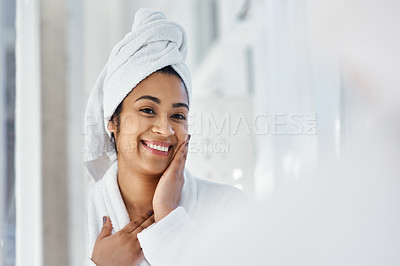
117, 160, 161, 220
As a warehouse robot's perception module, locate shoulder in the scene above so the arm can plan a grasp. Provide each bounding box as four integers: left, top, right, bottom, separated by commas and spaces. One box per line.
86, 178, 106, 253
192, 176, 245, 199
87, 161, 117, 203
87, 177, 105, 213
188, 174, 248, 211
185, 174, 248, 223
87, 177, 105, 223
87, 177, 104, 199
86, 170, 110, 232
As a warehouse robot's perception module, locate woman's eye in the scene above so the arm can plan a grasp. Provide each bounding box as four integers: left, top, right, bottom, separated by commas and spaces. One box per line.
140, 108, 155, 115
172, 114, 186, 120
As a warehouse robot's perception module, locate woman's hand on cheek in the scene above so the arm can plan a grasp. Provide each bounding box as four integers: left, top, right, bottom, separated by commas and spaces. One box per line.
152, 135, 190, 222
91, 211, 154, 266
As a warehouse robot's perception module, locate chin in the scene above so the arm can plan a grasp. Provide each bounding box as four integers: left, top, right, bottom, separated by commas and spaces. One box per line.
142, 161, 169, 176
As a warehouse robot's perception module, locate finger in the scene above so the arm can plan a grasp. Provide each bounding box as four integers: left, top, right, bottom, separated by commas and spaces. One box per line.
131, 214, 155, 235
138, 249, 145, 260
131, 243, 145, 262
177, 135, 190, 168
176, 137, 189, 169
121, 210, 153, 234
175, 147, 188, 190
183, 135, 190, 160
179, 143, 189, 171
175, 134, 190, 157
139, 249, 144, 256
97, 216, 112, 240
167, 135, 190, 170
166, 136, 189, 178
172, 136, 188, 160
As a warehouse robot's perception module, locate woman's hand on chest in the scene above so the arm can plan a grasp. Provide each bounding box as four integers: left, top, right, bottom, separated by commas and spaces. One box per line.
91, 211, 154, 266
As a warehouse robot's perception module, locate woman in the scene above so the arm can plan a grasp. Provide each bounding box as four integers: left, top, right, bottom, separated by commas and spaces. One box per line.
84, 8, 245, 266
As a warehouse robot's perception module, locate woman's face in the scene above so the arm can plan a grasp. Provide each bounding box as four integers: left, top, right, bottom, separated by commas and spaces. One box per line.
108, 72, 189, 176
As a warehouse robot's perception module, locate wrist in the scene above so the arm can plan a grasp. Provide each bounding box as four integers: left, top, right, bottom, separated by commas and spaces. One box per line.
154, 205, 175, 222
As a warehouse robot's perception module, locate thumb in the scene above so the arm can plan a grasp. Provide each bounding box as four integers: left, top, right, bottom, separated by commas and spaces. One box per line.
98, 216, 112, 239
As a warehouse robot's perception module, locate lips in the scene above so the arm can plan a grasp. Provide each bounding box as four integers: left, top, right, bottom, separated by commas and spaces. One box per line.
141, 140, 173, 156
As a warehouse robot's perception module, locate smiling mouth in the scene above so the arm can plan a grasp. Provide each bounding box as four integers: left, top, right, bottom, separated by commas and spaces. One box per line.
141, 140, 173, 155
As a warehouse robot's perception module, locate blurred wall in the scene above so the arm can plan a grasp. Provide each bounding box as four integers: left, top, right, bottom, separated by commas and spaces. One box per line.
0, 0, 16, 265
80, 0, 368, 199
7, 0, 373, 265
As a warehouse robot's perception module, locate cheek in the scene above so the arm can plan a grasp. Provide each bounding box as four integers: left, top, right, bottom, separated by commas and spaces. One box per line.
174, 122, 188, 140
119, 114, 141, 134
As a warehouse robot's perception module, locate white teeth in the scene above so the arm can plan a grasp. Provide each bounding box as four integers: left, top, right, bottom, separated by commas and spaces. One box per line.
146, 142, 168, 152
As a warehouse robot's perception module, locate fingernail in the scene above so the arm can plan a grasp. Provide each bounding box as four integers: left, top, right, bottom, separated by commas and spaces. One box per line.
103, 216, 107, 224
147, 210, 154, 216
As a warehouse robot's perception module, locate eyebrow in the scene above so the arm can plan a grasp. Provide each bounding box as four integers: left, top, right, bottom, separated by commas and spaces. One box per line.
135, 95, 160, 104
135, 95, 189, 110
172, 103, 189, 110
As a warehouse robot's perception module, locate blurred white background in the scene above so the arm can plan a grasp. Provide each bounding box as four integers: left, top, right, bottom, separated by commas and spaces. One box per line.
81, 0, 368, 197
0, 0, 378, 265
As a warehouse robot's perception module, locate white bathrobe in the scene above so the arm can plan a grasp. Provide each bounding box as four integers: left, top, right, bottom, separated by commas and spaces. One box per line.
87, 162, 245, 265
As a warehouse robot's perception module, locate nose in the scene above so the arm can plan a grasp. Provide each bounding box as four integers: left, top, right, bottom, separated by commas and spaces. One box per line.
152, 115, 174, 136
